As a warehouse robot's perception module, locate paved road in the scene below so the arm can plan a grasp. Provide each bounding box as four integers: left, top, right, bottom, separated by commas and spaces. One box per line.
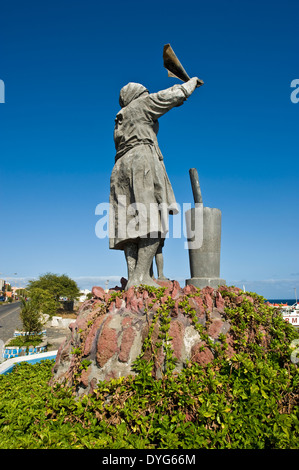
0, 302, 22, 343
0, 302, 69, 351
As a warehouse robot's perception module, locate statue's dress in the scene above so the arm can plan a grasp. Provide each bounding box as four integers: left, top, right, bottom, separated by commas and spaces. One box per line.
109, 84, 189, 250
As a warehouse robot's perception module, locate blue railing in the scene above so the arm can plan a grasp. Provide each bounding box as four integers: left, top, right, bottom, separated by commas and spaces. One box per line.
0, 351, 57, 375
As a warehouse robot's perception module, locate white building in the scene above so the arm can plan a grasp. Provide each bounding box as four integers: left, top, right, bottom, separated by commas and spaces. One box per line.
79, 289, 91, 302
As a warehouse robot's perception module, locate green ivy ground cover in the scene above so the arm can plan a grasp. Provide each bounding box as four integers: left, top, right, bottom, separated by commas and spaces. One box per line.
0, 290, 299, 449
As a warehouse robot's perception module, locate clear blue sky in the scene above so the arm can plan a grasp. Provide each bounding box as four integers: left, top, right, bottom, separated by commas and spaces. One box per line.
0, 0, 298, 299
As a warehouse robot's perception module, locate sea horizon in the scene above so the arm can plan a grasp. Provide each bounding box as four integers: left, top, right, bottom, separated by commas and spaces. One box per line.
266, 298, 297, 305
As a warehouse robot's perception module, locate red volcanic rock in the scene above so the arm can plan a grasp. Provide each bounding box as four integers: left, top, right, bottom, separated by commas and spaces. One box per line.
208, 319, 223, 339
183, 284, 198, 295
225, 334, 236, 358
171, 286, 179, 299
83, 315, 106, 356
173, 280, 181, 291
191, 342, 214, 366
143, 290, 149, 300
201, 286, 214, 296
92, 286, 105, 300
161, 295, 169, 304
122, 316, 132, 327
200, 286, 215, 311
171, 299, 180, 317
125, 286, 135, 305
215, 291, 225, 313
188, 296, 205, 319
50, 284, 236, 397
72, 316, 87, 332
204, 294, 214, 312
80, 368, 91, 388
96, 318, 118, 367
170, 280, 182, 300
128, 297, 140, 313
119, 327, 136, 363
169, 320, 185, 361
233, 287, 243, 294
114, 296, 122, 309
156, 279, 173, 289
77, 298, 94, 314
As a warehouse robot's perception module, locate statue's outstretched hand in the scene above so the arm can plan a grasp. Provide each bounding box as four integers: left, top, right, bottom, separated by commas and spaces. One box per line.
182, 77, 203, 97
194, 77, 204, 88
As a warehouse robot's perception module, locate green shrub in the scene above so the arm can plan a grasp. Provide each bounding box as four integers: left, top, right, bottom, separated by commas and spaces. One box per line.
5, 335, 43, 348
0, 289, 298, 449
29, 287, 57, 317
19, 298, 44, 337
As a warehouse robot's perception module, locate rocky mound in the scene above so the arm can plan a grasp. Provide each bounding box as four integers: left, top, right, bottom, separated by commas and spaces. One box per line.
49, 281, 277, 397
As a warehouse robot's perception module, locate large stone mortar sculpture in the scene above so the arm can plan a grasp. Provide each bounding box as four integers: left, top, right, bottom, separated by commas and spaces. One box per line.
185, 168, 226, 289
48, 280, 252, 397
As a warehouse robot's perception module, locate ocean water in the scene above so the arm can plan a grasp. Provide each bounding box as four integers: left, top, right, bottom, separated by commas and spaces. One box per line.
266, 299, 297, 305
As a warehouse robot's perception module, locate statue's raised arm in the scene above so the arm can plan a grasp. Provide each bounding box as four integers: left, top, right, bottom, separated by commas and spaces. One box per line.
143, 77, 202, 120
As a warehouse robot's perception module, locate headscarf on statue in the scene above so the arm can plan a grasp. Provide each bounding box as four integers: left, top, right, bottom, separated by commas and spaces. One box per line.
119, 83, 149, 108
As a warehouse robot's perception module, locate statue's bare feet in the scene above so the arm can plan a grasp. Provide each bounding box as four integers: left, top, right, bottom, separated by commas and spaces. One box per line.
141, 276, 161, 288
125, 275, 160, 290
157, 275, 170, 281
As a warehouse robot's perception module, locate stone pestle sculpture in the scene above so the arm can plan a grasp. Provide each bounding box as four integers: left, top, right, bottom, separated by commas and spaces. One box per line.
185, 168, 226, 289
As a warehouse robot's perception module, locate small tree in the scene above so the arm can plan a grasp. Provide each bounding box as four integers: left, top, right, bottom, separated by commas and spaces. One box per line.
27, 273, 80, 304
19, 298, 44, 338
29, 287, 57, 317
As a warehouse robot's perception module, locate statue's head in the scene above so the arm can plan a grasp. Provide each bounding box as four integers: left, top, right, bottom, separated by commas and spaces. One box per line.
119, 82, 148, 108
